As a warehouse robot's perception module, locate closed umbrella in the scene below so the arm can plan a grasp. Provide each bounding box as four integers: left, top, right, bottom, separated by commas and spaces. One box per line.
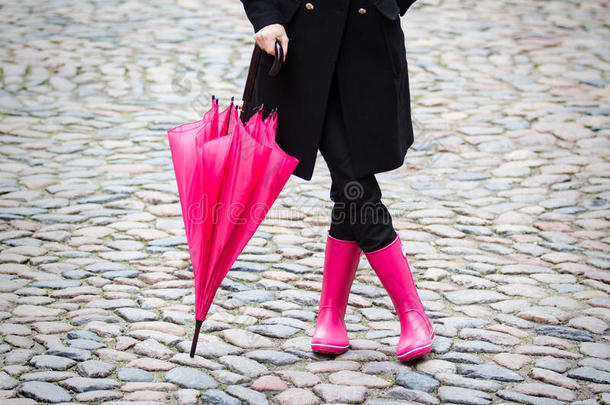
167, 41, 298, 357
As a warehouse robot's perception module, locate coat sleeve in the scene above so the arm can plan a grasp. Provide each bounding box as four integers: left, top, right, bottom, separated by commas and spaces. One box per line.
240, 0, 283, 33
398, 0, 417, 16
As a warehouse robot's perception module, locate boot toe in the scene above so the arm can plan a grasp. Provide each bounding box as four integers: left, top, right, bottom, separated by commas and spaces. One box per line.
396, 339, 433, 361
311, 329, 349, 353
311, 328, 349, 353
396, 310, 435, 361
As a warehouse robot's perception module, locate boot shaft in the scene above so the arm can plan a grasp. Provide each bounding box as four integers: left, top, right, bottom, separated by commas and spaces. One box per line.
363, 232, 426, 316
319, 230, 362, 319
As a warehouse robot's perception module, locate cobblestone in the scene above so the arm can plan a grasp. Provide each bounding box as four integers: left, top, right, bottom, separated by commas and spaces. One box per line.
0, 0, 608, 403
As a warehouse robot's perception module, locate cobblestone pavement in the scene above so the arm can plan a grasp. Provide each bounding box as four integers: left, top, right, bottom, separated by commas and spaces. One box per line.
0, 0, 609, 403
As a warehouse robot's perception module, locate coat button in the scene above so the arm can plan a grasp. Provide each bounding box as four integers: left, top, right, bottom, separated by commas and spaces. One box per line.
305, 2, 314, 10
358, 7, 367, 14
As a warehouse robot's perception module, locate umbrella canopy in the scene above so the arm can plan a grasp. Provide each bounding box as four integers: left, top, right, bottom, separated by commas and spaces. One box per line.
168, 94, 298, 357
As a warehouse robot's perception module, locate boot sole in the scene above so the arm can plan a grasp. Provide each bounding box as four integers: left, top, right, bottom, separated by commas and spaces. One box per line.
311, 342, 349, 354
397, 332, 435, 361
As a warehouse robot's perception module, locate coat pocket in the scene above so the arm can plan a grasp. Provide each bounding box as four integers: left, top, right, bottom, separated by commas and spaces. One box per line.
374, 1, 405, 76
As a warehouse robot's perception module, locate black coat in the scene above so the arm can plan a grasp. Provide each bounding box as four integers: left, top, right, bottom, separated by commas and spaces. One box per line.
241, 0, 418, 181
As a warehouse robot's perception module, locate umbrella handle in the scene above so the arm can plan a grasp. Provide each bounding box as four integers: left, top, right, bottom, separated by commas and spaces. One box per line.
268, 40, 284, 77
240, 39, 284, 124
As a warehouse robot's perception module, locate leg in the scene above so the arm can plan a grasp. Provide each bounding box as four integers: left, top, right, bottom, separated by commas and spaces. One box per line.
319, 71, 357, 242
317, 78, 396, 251
311, 70, 361, 354
335, 174, 397, 253
318, 67, 434, 362
328, 172, 357, 241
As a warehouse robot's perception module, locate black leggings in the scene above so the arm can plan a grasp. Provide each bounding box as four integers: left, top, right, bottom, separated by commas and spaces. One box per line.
318, 70, 397, 253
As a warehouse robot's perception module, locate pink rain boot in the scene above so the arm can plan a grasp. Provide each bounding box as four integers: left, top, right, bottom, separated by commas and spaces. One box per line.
364, 232, 435, 361
311, 230, 362, 354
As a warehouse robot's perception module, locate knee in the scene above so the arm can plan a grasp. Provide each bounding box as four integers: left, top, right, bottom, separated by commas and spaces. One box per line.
335, 179, 381, 204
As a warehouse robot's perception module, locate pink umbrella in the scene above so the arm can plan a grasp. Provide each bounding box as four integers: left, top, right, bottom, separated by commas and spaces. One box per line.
168, 41, 298, 357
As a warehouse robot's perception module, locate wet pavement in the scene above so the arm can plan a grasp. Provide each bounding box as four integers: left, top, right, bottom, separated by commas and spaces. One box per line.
0, 0, 608, 403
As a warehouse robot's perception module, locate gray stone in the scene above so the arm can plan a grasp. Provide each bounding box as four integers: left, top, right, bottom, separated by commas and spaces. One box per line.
312, 384, 367, 403
567, 367, 610, 384
218, 355, 269, 378
212, 369, 250, 385
277, 289, 319, 306
458, 363, 524, 382
444, 290, 508, 305
219, 329, 275, 349
246, 324, 300, 339
30, 355, 77, 371
453, 340, 505, 353
177, 340, 243, 358
133, 338, 174, 359
30, 280, 81, 289
536, 325, 594, 342
201, 389, 242, 405
578, 357, 610, 373
66, 330, 100, 341
0, 371, 18, 389
535, 356, 570, 373
5, 348, 36, 365
165, 367, 219, 389
382, 387, 439, 404
19, 371, 77, 382
19, 381, 72, 403
244, 350, 300, 365
395, 369, 439, 392
361, 361, 404, 375
225, 384, 270, 405
103, 270, 141, 279
231, 289, 274, 303
162, 310, 193, 325
117, 367, 154, 382
68, 339, 106, 350
438, 386, 492, 404
76, 360, 116, 378
435, 372, 503, 392
438, 352, 485, 364
496, 389, 563, 405
46, 347, 92, 361
60, 377, 120, 392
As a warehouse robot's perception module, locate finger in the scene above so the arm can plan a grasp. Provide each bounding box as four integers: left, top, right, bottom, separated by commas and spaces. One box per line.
265, 38, 276, 57
254, 34, 265, 52
257, 33, 273, 56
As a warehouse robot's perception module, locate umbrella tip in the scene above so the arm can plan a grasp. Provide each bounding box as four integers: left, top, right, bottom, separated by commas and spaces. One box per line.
190, 319, 203, 358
